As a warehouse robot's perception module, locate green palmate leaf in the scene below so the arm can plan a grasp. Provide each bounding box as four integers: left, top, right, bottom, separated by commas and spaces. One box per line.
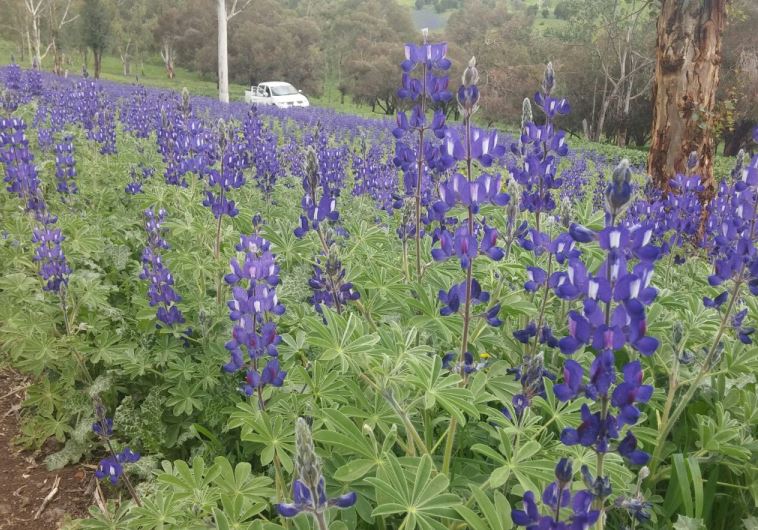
673, 515, 706, 530
24, 377, 67, 417
367, 454, 461, 530
228, 405, 295, 473
314, 409, 377, 460
474, 430, 554, 492
288, 361, 351, 407
165, 382, 206, 416
78, 500, 135, 530
334, 459, 377, 483
375, 323, 433, 363
80, 330, 137, 365
261, 219, 312, 264
157, 457, 220, 514
130, 490, 182, 529
454, 487, 512, 530
314, 409, 386, 482
0, 272, 39, 297
496, 291, 537, 318
307, 311, 380, 372
210, 457, 273, 518
407, 355, 479, 425
12, 333, 65, 375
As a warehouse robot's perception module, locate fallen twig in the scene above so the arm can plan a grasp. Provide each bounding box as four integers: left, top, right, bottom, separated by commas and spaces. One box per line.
94, 479, 108, 514
33, 475, 60, 519
0, 384, 28, 400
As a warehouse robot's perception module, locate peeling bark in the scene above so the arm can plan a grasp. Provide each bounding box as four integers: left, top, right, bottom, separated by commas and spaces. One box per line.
648, 0, 727, 203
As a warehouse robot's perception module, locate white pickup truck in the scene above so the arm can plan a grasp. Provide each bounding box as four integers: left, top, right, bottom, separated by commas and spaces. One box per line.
244, 82, 310, 108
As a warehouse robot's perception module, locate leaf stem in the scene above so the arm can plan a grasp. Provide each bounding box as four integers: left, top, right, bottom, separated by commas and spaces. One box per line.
442, 115, 474, 476
414, 62, 427, 282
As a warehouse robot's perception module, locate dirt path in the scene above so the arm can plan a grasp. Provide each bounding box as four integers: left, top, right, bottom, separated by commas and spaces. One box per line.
0, 370, 92, 529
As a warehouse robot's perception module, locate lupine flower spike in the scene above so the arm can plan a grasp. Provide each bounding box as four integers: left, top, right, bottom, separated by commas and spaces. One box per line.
91, 397, 141, 505
223, 217, 286, 408
277, 418, 357, 529
140, 208, 185, 328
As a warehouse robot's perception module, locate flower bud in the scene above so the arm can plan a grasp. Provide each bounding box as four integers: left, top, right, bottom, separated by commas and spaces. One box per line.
181, 87, 190, 115
687, 151, 698, 170
217, 118, 227, 150
462, 56, 479, 87
672, 321, 684, 347
295, 417, 322, 491
555, 458, 573, 484
679, 349, 695, 365
638, 466, 650, 481
457, 57, 480, 116
606, 159, 632, 216
569, 223, 596, 243
521, 98, 533, 130
731, 149, 746, 180
305, 145, 319, 189
421, 27, 429, 43
542, 62, 555, 95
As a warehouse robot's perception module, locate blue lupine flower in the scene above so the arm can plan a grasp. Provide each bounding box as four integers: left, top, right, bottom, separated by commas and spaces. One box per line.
732, 308, 754, 344
54, 135, 77, 194
32, 226, 71, 293
140, 208, 185, 327
223, 221, 286, 405
611, 361, 654, 426
512, 458, 599, 529
92, 417, 113, 438
554, 359, 584, 402
606, 159, 633, 217
203, 121, 247, 218
95, 447, 141, 485
508, 353, 555, 416
308, 252, 360, 316
244, 109, 284, 198
294, 146, 340, 238
401, 41, 452, 73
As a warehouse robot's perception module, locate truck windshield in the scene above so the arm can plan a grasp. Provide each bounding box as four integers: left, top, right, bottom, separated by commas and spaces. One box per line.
270, 84, 298, 96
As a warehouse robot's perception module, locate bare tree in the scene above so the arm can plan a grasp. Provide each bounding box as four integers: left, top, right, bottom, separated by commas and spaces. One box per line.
154, 6, 181, 79
585, 0, 654, 143
217, 0, 253, 103
648, 0, 728, 199
160, 41, 176, 79
113, 0, 151, 77
48, 0, 78, 75
23, 0, 47, 66
22, 0, 77, 68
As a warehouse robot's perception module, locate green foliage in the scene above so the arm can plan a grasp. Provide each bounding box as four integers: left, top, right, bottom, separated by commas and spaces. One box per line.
368, 454, 461, 529
0, 83, 754, 530
80, 0, 112, 55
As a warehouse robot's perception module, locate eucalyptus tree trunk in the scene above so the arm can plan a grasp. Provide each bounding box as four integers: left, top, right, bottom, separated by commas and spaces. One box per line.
217, 0, 230, 103
648, 0, 728, 197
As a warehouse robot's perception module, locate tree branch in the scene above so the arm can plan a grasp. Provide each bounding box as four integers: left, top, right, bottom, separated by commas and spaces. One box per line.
59, 3, 79, 28
227, 0, 253, 20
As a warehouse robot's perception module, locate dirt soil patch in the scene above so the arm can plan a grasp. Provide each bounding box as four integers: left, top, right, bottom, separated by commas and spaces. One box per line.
0, 369, 92, 529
